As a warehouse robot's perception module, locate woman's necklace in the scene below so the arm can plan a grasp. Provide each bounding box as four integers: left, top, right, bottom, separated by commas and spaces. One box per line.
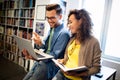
69, 39, 80, 55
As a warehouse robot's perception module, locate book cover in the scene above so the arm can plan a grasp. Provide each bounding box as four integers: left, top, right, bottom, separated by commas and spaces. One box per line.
29, 19, 33, 28
32, 9, 35, 18
29, 0, 33, 7
35, 22, 45, 36
52, 59, 88, 72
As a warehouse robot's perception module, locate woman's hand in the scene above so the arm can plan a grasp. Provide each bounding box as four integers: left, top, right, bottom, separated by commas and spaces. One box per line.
62, 70, 88, 77
57, 59, 64, 64
62, 70, 77, 76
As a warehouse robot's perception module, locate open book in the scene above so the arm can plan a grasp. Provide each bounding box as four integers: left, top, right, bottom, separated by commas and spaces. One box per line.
13, 35, 53, 60
52, 59, 88, 72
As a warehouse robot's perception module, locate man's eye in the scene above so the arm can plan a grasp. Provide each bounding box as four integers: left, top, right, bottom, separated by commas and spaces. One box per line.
46, 17, 56, 20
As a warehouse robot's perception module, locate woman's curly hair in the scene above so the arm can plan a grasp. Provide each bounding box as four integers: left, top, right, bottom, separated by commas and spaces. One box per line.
68, 9, 93, 43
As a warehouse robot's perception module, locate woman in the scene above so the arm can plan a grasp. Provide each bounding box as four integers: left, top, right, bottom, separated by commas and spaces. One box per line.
52, 9, 102, 80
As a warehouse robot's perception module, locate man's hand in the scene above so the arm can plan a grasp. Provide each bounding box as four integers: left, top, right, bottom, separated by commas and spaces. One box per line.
32, 32, 42, 46
22, 49, 34, 60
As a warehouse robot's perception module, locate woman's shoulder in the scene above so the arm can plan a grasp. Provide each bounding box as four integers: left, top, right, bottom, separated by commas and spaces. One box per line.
89, 36, 98, 41
86, 36, 100, 45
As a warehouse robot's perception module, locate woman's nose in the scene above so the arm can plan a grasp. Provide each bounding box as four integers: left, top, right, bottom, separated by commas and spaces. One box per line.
68, 24, 71, 27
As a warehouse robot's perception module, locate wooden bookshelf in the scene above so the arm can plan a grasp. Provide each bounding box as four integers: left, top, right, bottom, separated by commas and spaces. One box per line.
0, 0, 36, 71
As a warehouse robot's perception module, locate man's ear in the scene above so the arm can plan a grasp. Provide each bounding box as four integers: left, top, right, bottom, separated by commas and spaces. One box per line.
59, 14, 62, 19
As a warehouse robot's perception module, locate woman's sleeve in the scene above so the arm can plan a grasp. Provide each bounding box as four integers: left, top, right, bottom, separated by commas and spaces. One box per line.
88, 40, 102, 75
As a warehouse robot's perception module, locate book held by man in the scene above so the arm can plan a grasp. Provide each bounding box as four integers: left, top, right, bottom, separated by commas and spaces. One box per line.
52, 59, 88, 72
13, 35, 53, 60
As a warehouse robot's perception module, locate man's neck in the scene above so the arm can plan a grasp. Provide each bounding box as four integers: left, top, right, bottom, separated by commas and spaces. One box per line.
53, 23, 62, 28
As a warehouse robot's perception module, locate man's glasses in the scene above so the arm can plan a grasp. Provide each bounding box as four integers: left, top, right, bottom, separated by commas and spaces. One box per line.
46, 16, 56, 20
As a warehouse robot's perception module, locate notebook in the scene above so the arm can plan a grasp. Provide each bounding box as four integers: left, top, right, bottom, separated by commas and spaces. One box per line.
13, 35, 53, 60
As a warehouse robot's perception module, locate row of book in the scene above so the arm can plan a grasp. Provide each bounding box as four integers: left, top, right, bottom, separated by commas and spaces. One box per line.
18, 29, 32, 40
5, 27, 14, 36
5, 27, 32, 39
0, 10, 5, 17
20, 9, 35, 18
7, 18, 19, 26
6, 18, 34, 28
5, 42, 17, 54
6, 9, 35, 18
22, 0, 35, 8
7, 9, 17, 17
1, 0, 35, 9
14, 10, 19, 17
5, 35, 16, 44
0, 17, 5, 24
3, 0, 19, 9
19, 19, 34, 28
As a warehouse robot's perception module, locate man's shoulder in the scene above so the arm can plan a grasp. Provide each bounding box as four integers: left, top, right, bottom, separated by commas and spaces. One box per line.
61, 27, 70, 36
57, 24, 69, 33
61, 24, 69, 33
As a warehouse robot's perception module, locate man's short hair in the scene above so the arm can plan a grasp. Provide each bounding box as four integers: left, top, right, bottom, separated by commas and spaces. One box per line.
46, 4, 62, 15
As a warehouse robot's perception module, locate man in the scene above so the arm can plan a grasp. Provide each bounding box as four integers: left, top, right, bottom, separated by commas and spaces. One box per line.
23, 4, 70, 80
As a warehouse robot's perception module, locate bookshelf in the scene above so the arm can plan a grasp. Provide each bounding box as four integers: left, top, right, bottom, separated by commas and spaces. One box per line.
0, 0, 5, 55
0, 0, 35, 71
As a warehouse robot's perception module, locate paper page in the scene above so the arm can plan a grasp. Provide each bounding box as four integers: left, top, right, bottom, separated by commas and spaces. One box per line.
52, 59, 88, 72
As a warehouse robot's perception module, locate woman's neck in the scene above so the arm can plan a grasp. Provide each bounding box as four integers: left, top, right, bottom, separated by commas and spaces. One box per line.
75, 38, 80, 45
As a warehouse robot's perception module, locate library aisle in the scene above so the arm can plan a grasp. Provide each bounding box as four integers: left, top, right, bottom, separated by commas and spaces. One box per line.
0, 54, 27, 80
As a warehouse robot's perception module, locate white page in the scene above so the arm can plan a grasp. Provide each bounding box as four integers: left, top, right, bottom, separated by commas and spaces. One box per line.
52, 59, 88, 72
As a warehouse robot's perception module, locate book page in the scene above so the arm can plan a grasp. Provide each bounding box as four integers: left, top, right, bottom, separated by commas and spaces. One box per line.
52, 59, 88, 72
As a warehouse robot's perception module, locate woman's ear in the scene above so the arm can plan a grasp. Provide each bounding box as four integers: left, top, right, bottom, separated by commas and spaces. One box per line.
78, 19, 82, 27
